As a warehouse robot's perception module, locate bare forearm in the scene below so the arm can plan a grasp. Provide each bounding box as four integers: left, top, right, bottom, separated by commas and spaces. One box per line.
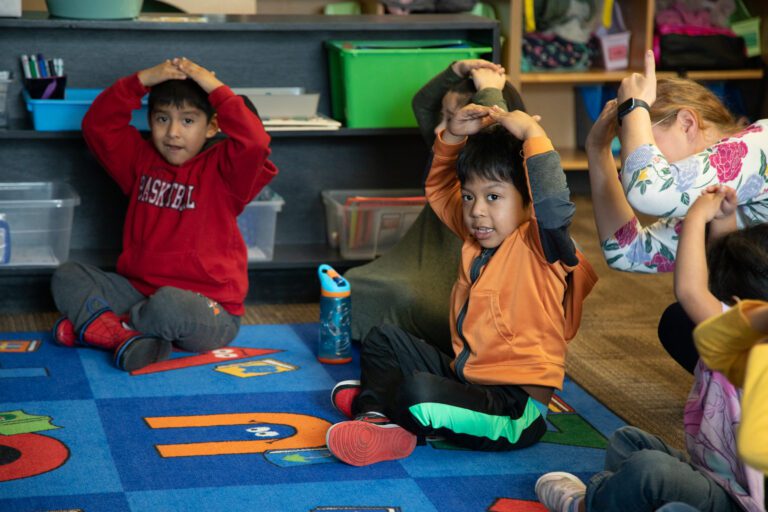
587, 144, 635, 242
619, 110, 654, 165
675, 215, 721, 323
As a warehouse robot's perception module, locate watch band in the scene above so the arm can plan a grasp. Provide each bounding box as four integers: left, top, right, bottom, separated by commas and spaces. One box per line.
617, 98, 651, 126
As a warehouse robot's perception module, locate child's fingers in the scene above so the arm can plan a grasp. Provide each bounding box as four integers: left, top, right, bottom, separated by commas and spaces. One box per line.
704, 184, 721, 193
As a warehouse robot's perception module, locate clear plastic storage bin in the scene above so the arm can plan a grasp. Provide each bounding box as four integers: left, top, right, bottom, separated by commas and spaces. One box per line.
0, 182, 80, 267
0, 76, 11, 128
237, 187, 284, 262
322, 189, 425, 260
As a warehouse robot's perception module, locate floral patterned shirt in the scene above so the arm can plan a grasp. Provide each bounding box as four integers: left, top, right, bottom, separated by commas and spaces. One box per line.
602, 120, 768, 273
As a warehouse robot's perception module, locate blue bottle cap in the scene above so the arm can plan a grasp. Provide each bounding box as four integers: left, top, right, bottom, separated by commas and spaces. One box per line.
318, 264, 350, 297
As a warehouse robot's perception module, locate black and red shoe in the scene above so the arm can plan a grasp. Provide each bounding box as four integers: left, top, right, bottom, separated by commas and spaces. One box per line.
330, 380, 361, 419
52, 316, 78, 347
326, 412, 416, 466
113, 336, 172, 372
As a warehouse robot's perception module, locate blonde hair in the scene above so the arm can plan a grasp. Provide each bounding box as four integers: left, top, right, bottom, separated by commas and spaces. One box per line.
651, 78, 742, 136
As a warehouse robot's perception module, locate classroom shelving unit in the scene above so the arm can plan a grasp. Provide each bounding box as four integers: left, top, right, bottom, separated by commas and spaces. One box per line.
0, 12, 499, 310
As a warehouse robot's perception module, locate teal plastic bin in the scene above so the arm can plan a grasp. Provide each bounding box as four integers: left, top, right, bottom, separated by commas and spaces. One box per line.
326, 40, 494, 128
23, 89, 149, 132
45, 0, 144, 19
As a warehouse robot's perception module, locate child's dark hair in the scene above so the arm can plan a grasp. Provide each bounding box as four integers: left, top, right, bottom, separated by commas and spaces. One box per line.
148, 79, 215, 121
708, 223, 768, 303
448, 79, 525, 114
456, 124, 530, 207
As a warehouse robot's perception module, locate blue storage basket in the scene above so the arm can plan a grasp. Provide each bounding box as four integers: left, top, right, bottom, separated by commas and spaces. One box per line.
23, 89, 149, 131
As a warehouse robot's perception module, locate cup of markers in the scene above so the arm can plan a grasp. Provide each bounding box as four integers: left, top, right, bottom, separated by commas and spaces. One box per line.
20, 54, 66, 99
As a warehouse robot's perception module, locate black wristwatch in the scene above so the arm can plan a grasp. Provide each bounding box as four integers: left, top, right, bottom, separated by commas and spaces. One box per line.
617, 98, 651, 126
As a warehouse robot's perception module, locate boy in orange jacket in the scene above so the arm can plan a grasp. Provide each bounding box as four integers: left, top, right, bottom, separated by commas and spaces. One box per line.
326, 104, 596, 466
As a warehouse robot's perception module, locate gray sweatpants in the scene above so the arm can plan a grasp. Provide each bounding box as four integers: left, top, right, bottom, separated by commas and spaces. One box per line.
50, 261, 240, 352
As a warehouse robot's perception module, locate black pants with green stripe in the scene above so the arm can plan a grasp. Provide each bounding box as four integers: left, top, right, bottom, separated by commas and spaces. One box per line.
352, 323, 548, 451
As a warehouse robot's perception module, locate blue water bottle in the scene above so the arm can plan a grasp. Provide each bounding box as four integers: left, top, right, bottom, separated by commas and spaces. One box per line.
317, 264, 352, 364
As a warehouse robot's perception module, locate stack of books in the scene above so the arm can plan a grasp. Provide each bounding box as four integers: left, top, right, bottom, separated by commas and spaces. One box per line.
232, 87, 341, 131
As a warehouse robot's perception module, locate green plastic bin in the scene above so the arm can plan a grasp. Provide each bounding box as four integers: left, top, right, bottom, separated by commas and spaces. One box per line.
45, 0, 144, 19
327, 40, 494, 128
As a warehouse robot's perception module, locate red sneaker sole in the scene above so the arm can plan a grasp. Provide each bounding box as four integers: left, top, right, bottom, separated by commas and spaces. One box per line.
326, 420, 416, 466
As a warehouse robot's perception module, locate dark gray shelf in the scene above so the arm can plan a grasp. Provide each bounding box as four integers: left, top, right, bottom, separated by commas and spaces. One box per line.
0, 243, 366, 275
1, 12, 497, 32
0, 12, 497, 310
0, 127, 421, 139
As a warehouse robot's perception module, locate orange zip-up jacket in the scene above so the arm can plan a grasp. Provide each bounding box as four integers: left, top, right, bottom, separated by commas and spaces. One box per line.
426, 133, 597, 389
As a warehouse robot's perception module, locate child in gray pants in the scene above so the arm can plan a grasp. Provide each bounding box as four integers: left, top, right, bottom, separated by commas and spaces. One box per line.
50, 57, 277, 371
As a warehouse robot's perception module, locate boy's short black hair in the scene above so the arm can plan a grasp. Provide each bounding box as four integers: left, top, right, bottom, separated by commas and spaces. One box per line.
456, 124, 530, 207
708, 223, 768, 303
148, 79, 215, 121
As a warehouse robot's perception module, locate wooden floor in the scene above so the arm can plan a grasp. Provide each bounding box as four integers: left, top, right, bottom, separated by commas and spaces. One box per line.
0, 195, 691, 449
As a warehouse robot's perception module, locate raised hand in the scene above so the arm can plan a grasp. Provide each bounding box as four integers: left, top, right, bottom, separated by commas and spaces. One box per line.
688, 186, 729, 224
137, 59, 187, 88
702, 184, 738, 219
172, 57, 224, 94
586, 99, 619, 152
617, 50, 657, 106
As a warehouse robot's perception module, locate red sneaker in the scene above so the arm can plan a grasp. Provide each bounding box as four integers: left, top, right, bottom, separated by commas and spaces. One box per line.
52, 316, 78, 347
331, 380, 361, 419
326, 412, 416, 466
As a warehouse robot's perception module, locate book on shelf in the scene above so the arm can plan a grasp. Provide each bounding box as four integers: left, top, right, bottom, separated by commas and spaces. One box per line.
262, 113, 342, 131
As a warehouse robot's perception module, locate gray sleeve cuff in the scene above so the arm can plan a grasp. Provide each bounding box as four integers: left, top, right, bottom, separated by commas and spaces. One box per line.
471, 88, 505, 109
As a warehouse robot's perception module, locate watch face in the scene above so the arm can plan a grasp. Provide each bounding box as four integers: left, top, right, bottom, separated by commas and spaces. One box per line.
617, 98, 649, 125
618, 98, 636, 116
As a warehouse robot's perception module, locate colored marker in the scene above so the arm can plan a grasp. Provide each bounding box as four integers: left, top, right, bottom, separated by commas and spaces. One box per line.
37, 54, 48, 77
20, 54, 31, 79
27, 54, 38, 78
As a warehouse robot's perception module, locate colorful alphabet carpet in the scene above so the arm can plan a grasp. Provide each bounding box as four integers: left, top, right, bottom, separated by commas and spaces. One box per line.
0, 323, 625, 511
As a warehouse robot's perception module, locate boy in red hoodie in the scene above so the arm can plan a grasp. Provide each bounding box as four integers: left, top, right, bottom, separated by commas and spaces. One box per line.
50, 58, 278, 371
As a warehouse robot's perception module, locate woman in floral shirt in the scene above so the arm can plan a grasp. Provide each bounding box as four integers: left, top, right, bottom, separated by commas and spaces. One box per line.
587, 51, 768, 372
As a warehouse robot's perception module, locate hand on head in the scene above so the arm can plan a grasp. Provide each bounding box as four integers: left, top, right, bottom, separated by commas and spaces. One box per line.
451, 59, 505, 79
470, 67, 507, 92
488, 106, 545, 140
171, 57, 223, 93
138, 58, 223, 93
444, 103, 494, 141
137, 59, 187, 88
586, 99, 619, 151
444, 104, 544, 142
617, 50, 657, 106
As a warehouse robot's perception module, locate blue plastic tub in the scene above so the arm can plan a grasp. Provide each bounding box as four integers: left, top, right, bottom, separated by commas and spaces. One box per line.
23, 89, 149, 131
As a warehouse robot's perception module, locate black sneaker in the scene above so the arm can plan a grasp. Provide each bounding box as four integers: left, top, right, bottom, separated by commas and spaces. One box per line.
113, 336, 172, 372
331, 380, 361, 419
